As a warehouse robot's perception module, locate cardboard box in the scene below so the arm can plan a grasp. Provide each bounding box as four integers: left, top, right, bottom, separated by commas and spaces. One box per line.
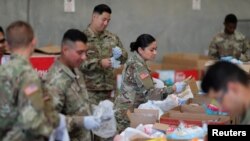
172, 104, 205, 114
127, 109, 159, 128
30, 45, 60, 78
190, 94, 213, 105
152, 123, 169, 132
160, 111, 230, 126
30, 54, 57, 78
162, 53, 213, 79
162, 53, 212, 70
240, 64, 250, 73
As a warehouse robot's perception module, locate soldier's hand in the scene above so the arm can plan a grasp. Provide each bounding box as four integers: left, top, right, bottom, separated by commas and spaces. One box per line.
83, 116, 101, 130
51, 114, 70, 141
101, 58, 112, 68
174, 82, 187, 93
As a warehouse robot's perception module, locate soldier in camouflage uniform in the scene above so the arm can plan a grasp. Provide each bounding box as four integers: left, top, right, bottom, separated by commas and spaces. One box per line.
80, 4, 128, 105
115, 34, 187, 133
0, 21, 66, 141
201, 61, 250, 124
209, 14, 250, 62
44, 29, 101, 141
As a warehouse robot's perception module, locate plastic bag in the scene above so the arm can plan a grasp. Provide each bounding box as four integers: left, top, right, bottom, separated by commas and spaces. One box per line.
167, 122, 207, 140
153, 78, 165, 88
175, 85, 194, 100
92, 100, 117, 138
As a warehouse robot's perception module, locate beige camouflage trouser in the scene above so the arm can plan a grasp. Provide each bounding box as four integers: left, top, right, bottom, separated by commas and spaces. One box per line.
114, 101, 131, 133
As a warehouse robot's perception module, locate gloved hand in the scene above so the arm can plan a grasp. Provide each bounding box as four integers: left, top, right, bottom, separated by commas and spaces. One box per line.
220, 56, 233, 61
178, 99, 187, 105
174, 82, 187, 93
49, 114, 70, 141
110, 57, 121, 68
83, 116, 101, 130
112, 46, 122, 59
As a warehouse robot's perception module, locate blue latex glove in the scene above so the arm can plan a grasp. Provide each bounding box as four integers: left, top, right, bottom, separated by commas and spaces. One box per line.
220, 56, 233, 61
112, 46, 122, 59
83, 116, 101, 130
111, 57, 121, 68
174, 82, 187, 93
178, 99, 187, 105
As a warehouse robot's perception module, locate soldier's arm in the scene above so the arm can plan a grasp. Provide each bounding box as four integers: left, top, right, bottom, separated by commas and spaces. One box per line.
133, 63, 174, 100
45, 83, 87, 132
79, 56, 103, 72
239, 39, 250, 62
208, 38, 220, 59
17, 74, 53, 138
116, 36, 128, 64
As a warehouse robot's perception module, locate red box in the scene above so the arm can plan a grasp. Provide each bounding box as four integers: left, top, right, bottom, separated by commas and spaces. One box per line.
160, 111, 230, 127
30, 55, 56, 78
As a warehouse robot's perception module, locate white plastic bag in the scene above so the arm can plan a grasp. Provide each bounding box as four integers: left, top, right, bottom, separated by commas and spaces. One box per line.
92, 100, 117, 138
153, 78, 165, 88
153, 95, 179, 113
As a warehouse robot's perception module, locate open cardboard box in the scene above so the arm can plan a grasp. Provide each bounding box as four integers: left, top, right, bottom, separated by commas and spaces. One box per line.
127, 109, 159, 128
171, 104, 205, 114
160, 111, 230, 126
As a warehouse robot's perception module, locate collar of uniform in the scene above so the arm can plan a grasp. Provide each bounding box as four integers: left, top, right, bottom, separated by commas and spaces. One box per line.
10, 53, 29, 65
241, 104, 250, 124
221, 30, 238, 38
54, 58, 78, 79
133, 52, 148, 67
87, 26, 108, 38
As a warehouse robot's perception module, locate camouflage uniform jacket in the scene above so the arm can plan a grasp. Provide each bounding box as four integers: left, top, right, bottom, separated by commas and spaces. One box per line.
117, 52, 174, 108
80, 27, 128, 91
241, 105, 250, 124
0, 54, 55, 141
209, 31, 250, 61
44, 58, 91, 141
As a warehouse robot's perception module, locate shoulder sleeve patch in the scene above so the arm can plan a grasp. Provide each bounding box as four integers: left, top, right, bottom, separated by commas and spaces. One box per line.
140, 72, 149, 80
24, 84, 38, 96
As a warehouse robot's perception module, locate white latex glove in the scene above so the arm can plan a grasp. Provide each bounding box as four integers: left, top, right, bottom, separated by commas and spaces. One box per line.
174, 82, 187, 93
49, 114, 70, 141
112, 46, 122, 59
110, 57, 121, 68
83, 116, 101, 130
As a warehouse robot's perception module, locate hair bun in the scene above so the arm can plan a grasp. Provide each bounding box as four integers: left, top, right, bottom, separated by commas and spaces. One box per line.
130, 41, 137, 52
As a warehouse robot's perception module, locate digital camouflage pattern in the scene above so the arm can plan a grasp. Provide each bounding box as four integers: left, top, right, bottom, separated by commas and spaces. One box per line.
80, 27, 128, 93
241, 105, 250, 124
209, 31, 250, 61
0, 54, 55, 141
44, 59, 91, 141
115, 52, 174, 133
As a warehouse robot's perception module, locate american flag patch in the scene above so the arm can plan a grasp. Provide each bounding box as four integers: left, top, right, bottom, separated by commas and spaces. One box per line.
24, 84, 38, 96
140, 72, 149, 79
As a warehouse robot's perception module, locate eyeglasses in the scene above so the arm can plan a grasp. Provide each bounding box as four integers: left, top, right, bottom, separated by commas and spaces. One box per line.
0, 38, 5, 44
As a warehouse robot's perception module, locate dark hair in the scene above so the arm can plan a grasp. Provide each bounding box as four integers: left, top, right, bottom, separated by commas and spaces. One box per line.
224, 14, 238, 24
201, 61, 249, 93
130, 34, 156, 52
62, 29, 87, 44
0, 26, 4, 34
93, 4, 112, 14
6, 21, 34, 48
